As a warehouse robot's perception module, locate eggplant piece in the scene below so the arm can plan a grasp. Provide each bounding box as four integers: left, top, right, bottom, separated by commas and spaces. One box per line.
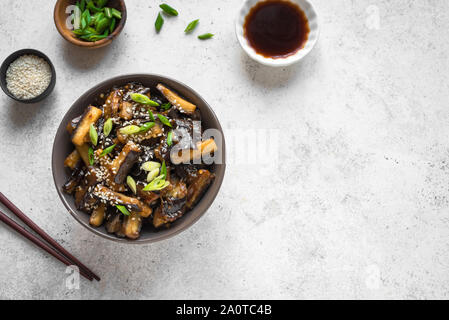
93, 185, 152, 218
64, 149, 81, 169
116, 122, 163, 144
66, 115, 82, 135
175, 165, 200, 185
71, 106, 103, 146
156, 84, 196, 114
161, 177, 187, 200
89, 203, 106, 227
111, 141, 141, 184
153, 198, 186, 228
62, 166, 83, 194
74, 185, 87, 209
120, 212, 142, 239
104, 89, 122, 119
186, 169, 215, 209
76, 144, 91, 167
170, 139, 218, 165
136, 185, 160, 206
118, 101, 133, 120
105, 212, 122, 234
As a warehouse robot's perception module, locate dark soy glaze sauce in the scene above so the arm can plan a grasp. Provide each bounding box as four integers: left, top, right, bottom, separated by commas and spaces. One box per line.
244, 0, 310, 59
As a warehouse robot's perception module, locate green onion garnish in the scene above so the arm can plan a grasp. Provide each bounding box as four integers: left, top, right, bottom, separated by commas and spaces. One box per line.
130, 93, 160, 106
116, 205, 130, 216
139, 122, 155, 133
198, 33, 214, 40
89, 124, 98, 146
159, 4, 178, 16
100, 144, 116, 157
167, 130, 173, 146
126, 176, 137, 194
103, 118, 113, 137
155, 12, 164, 32
157, 114, 172, 127
88, 147, 95, 166
185, 19, 199, 33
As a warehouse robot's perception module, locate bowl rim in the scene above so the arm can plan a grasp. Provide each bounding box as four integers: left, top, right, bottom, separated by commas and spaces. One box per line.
235, 0, 320, 67
51, 73, 226, 244
53, 0, 127, 48
0, 48, 56, 103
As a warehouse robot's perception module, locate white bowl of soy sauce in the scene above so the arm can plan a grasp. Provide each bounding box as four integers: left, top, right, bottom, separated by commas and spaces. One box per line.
236, 0, 319, 67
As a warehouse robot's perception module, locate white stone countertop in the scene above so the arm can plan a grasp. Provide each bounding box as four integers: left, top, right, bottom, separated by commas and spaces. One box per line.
1, 0, 449, 299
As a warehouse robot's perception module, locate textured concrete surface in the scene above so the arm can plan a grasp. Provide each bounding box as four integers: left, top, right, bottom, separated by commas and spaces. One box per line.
1, 0, 449, 299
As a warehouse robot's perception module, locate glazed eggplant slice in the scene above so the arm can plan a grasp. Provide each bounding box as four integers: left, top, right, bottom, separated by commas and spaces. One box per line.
136, 185, 160, 206
105, 212, 122, 234
111, 141, 141, 184
186, 169, 215, 209
157, 84, 196, 114
103, 89, 122, 119
89, 203, 106, 227
62, 166, 83, 194
64, 149, 81, 169
93, 185, 152, 218
119, 101, 133, 120
72, 106, 103, 146
170, 139, 218, 165
153, 198, 186, 228
66, 115, 82, 135
120, 212, 142, 239
75, 144, 91, 167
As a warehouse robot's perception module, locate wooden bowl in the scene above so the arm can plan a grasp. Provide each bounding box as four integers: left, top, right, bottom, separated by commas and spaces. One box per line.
54, 0, 127, 49
52, 74, 226, 243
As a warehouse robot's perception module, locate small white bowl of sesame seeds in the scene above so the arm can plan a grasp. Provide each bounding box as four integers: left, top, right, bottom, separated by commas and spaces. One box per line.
0, 49, 56, 103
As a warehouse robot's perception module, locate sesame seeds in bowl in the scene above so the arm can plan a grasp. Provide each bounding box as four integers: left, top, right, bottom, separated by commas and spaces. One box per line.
0, 49, 56, 103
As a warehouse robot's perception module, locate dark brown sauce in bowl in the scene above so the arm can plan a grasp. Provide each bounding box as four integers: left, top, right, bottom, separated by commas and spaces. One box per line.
243, 0, 310, 59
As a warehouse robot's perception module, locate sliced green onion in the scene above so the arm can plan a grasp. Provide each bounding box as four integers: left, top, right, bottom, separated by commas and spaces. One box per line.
130, 93, 160, 106
160, 103, 171, 110
159, 4, 178, 16
148, 109, 155, 122
116, 205, 130, 216
119, 125, 141, 135
155, 12, 164, 32
126, 176, 137, 194
96, 0, 108, 9
104, 7, 112, 19
143, 178, 170, 192
88, 146, 95, 166
167, 130, 173, 146
185, 19, 199, 33
100, 144, 116, 157
109, 17, 116, 33
111, 8, 122, 19
146, 169, 160, 182
157, 114, 172, 127
103, 118, 113, 137
141, 161, 161, 172
89, 124, 98, 146
139, 122, 155, 133
160, 160, 167, 179
198, 33, 214, 40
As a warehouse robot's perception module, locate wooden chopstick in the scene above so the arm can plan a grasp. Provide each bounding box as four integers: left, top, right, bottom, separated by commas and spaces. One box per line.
0, 209, 93, 281
0, 192, 100, 281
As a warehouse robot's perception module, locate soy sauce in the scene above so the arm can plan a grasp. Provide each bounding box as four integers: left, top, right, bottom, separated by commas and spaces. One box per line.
243, 0, 310, 59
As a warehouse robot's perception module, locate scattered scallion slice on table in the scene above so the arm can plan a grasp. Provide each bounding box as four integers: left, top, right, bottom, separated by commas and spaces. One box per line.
198, 33, 214, 40
89, 124, 98, 145
103, 118, 113, 136
88, 146, 95, 165
159, 3, 178, 16
116, 205, 130, 216
185, 19, 199, 33
100, 144, 116, 157
155, 12, 164, 32
130, 93, 160, 106
126, 176, 137, 194
157, 114, 172, 127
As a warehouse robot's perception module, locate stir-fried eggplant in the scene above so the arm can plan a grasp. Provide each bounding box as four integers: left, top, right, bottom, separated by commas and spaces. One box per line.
62, 82, 217, 239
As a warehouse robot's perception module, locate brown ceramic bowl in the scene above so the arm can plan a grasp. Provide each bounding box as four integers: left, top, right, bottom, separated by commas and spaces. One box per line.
54, 0, 127, 49
52, 74, 226, 243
